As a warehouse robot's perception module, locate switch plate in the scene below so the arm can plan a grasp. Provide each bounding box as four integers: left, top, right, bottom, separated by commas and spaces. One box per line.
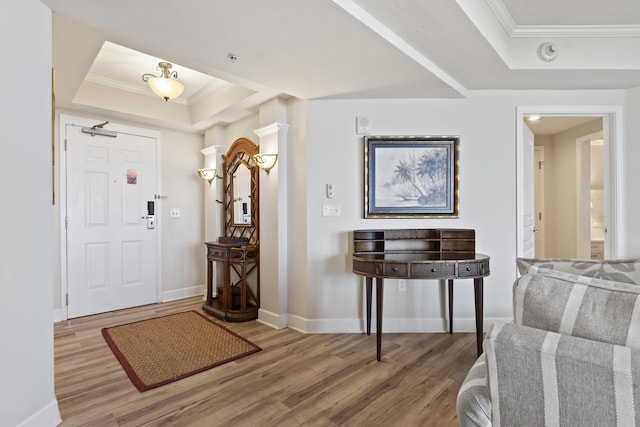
322, 203, 341, 217
170, 208, 180, 218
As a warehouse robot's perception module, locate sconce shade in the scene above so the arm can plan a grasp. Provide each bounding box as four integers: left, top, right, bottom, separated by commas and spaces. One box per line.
197, 168, 218, 184
142, 62, 184, 101
252, 153, 278, 173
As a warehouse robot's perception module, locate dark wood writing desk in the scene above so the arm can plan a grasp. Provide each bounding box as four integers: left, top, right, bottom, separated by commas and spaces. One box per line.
352, 229, 490, 361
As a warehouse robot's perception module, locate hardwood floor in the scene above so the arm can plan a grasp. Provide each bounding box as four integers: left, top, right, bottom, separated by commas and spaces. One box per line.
55, 297, 478, 426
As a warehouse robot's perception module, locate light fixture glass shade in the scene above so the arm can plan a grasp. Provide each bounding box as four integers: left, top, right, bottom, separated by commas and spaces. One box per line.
142, 62, 185, 101
252, 153, 278, 173
147, 77, 184, 101
197, 168, 218, 184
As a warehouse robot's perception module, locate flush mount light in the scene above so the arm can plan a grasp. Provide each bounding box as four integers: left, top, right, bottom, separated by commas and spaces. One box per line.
142, 62, 185, 101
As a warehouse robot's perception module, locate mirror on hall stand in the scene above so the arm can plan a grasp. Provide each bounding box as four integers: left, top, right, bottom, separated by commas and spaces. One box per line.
203, 137, 260, 322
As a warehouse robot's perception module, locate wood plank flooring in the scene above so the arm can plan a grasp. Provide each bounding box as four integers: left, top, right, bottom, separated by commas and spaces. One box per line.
54, 297, 478, 426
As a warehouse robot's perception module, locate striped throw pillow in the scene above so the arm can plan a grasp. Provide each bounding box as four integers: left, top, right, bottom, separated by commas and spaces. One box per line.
513, 267, 640, 349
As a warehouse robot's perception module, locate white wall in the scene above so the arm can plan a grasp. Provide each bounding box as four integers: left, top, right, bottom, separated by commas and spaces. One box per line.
159, 129, 206, 301
288, 90, 627, 333
624, 87, 640, 256
1, 2, 61, 426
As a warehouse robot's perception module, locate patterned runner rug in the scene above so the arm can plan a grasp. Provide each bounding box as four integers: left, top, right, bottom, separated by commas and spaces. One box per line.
102, 310, 261, 391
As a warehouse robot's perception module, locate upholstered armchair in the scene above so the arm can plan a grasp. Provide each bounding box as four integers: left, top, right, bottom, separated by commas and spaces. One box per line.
457, 258, 640, 427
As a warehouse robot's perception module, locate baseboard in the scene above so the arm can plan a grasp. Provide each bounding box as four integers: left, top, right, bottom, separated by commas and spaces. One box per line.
16, 399, 61, 427
257, 308, 287, 329
256, 314, 512, 334
53, 308, 64, 323
161, 285, 205, 302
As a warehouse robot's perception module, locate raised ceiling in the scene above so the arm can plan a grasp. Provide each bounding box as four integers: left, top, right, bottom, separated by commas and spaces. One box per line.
42, 0, 640, 133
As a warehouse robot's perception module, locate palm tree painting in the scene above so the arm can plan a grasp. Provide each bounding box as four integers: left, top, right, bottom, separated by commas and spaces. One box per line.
365, 136, 458, 217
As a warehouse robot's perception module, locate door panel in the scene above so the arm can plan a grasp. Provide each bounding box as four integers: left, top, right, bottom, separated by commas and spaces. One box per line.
66, 124, 158, 318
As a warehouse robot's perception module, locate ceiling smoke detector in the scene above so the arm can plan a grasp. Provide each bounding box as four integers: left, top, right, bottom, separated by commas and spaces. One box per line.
538, 42, 558, 62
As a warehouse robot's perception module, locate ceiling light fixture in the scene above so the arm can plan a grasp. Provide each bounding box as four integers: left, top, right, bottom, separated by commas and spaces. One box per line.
142, 62, 185, 101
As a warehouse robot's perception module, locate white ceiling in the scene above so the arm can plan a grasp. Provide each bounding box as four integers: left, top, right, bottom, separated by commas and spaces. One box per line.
42, 0, 640, 134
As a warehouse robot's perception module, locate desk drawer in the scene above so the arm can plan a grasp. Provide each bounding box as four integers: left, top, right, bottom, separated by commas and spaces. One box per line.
412, 262, 454, 278
383, 263, 408, 277
208, 247, 227, 258
458, 262, 482, 277
353, 260, 379, 276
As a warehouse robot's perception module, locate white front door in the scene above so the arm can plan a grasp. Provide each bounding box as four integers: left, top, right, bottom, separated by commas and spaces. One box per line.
64, 119, 159, 318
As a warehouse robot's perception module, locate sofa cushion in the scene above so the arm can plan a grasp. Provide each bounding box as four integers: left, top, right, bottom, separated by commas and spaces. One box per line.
516, 257, 640, 284
513, 267, 640, 349
485, 322, 640, 427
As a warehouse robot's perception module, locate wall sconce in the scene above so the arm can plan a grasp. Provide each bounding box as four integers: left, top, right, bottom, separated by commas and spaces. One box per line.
142, 62, 185, 101
197, 168, 221, 185
252, 153, 278, 173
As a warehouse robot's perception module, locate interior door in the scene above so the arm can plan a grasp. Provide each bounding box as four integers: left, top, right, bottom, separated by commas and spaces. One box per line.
521, 122, 536, 257
534, 146, 545, 257
65, 123, 158, 318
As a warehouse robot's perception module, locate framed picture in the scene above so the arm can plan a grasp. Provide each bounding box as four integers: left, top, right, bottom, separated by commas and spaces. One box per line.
364, 135, 459, 218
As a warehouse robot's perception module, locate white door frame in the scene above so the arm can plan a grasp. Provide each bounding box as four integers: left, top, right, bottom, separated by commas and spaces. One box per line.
516, 106, 624, 258
58, 114, 162, 321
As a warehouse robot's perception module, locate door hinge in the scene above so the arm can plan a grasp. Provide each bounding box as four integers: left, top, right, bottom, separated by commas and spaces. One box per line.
538, 161, 545, 169
64, 138, 68, 151
65, 293, 69, 306
65, 216, 69, 229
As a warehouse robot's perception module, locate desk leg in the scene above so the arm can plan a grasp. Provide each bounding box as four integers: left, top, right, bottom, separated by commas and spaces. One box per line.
474, 278, 484, 357
376, 277, 383, 361
206, 259, 213, 304
365, 277, 372, 336
448, 279, 454, 334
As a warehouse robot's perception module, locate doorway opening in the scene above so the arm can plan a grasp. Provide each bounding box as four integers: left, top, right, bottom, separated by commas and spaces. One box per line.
516, 106, 623, 260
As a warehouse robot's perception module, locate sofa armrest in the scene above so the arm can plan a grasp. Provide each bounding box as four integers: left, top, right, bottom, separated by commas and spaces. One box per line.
485, 322, 640, 427
457, 353, 492, 427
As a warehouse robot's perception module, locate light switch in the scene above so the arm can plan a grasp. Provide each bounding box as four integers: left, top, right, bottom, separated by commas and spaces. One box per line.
326, 183, 334, 199
170, 208, 181, 218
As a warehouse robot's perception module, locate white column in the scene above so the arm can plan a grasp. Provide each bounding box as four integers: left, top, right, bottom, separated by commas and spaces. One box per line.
255, 120, 289, 328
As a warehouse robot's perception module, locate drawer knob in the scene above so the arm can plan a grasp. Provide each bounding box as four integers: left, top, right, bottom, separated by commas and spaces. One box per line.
466, 267, 472, 271
431, 268, 437, 272
392, 267, 398, 272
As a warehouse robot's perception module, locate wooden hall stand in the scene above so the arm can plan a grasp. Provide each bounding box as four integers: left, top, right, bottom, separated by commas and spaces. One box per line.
352, 229, 490, 361
203, 138, 260, 322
